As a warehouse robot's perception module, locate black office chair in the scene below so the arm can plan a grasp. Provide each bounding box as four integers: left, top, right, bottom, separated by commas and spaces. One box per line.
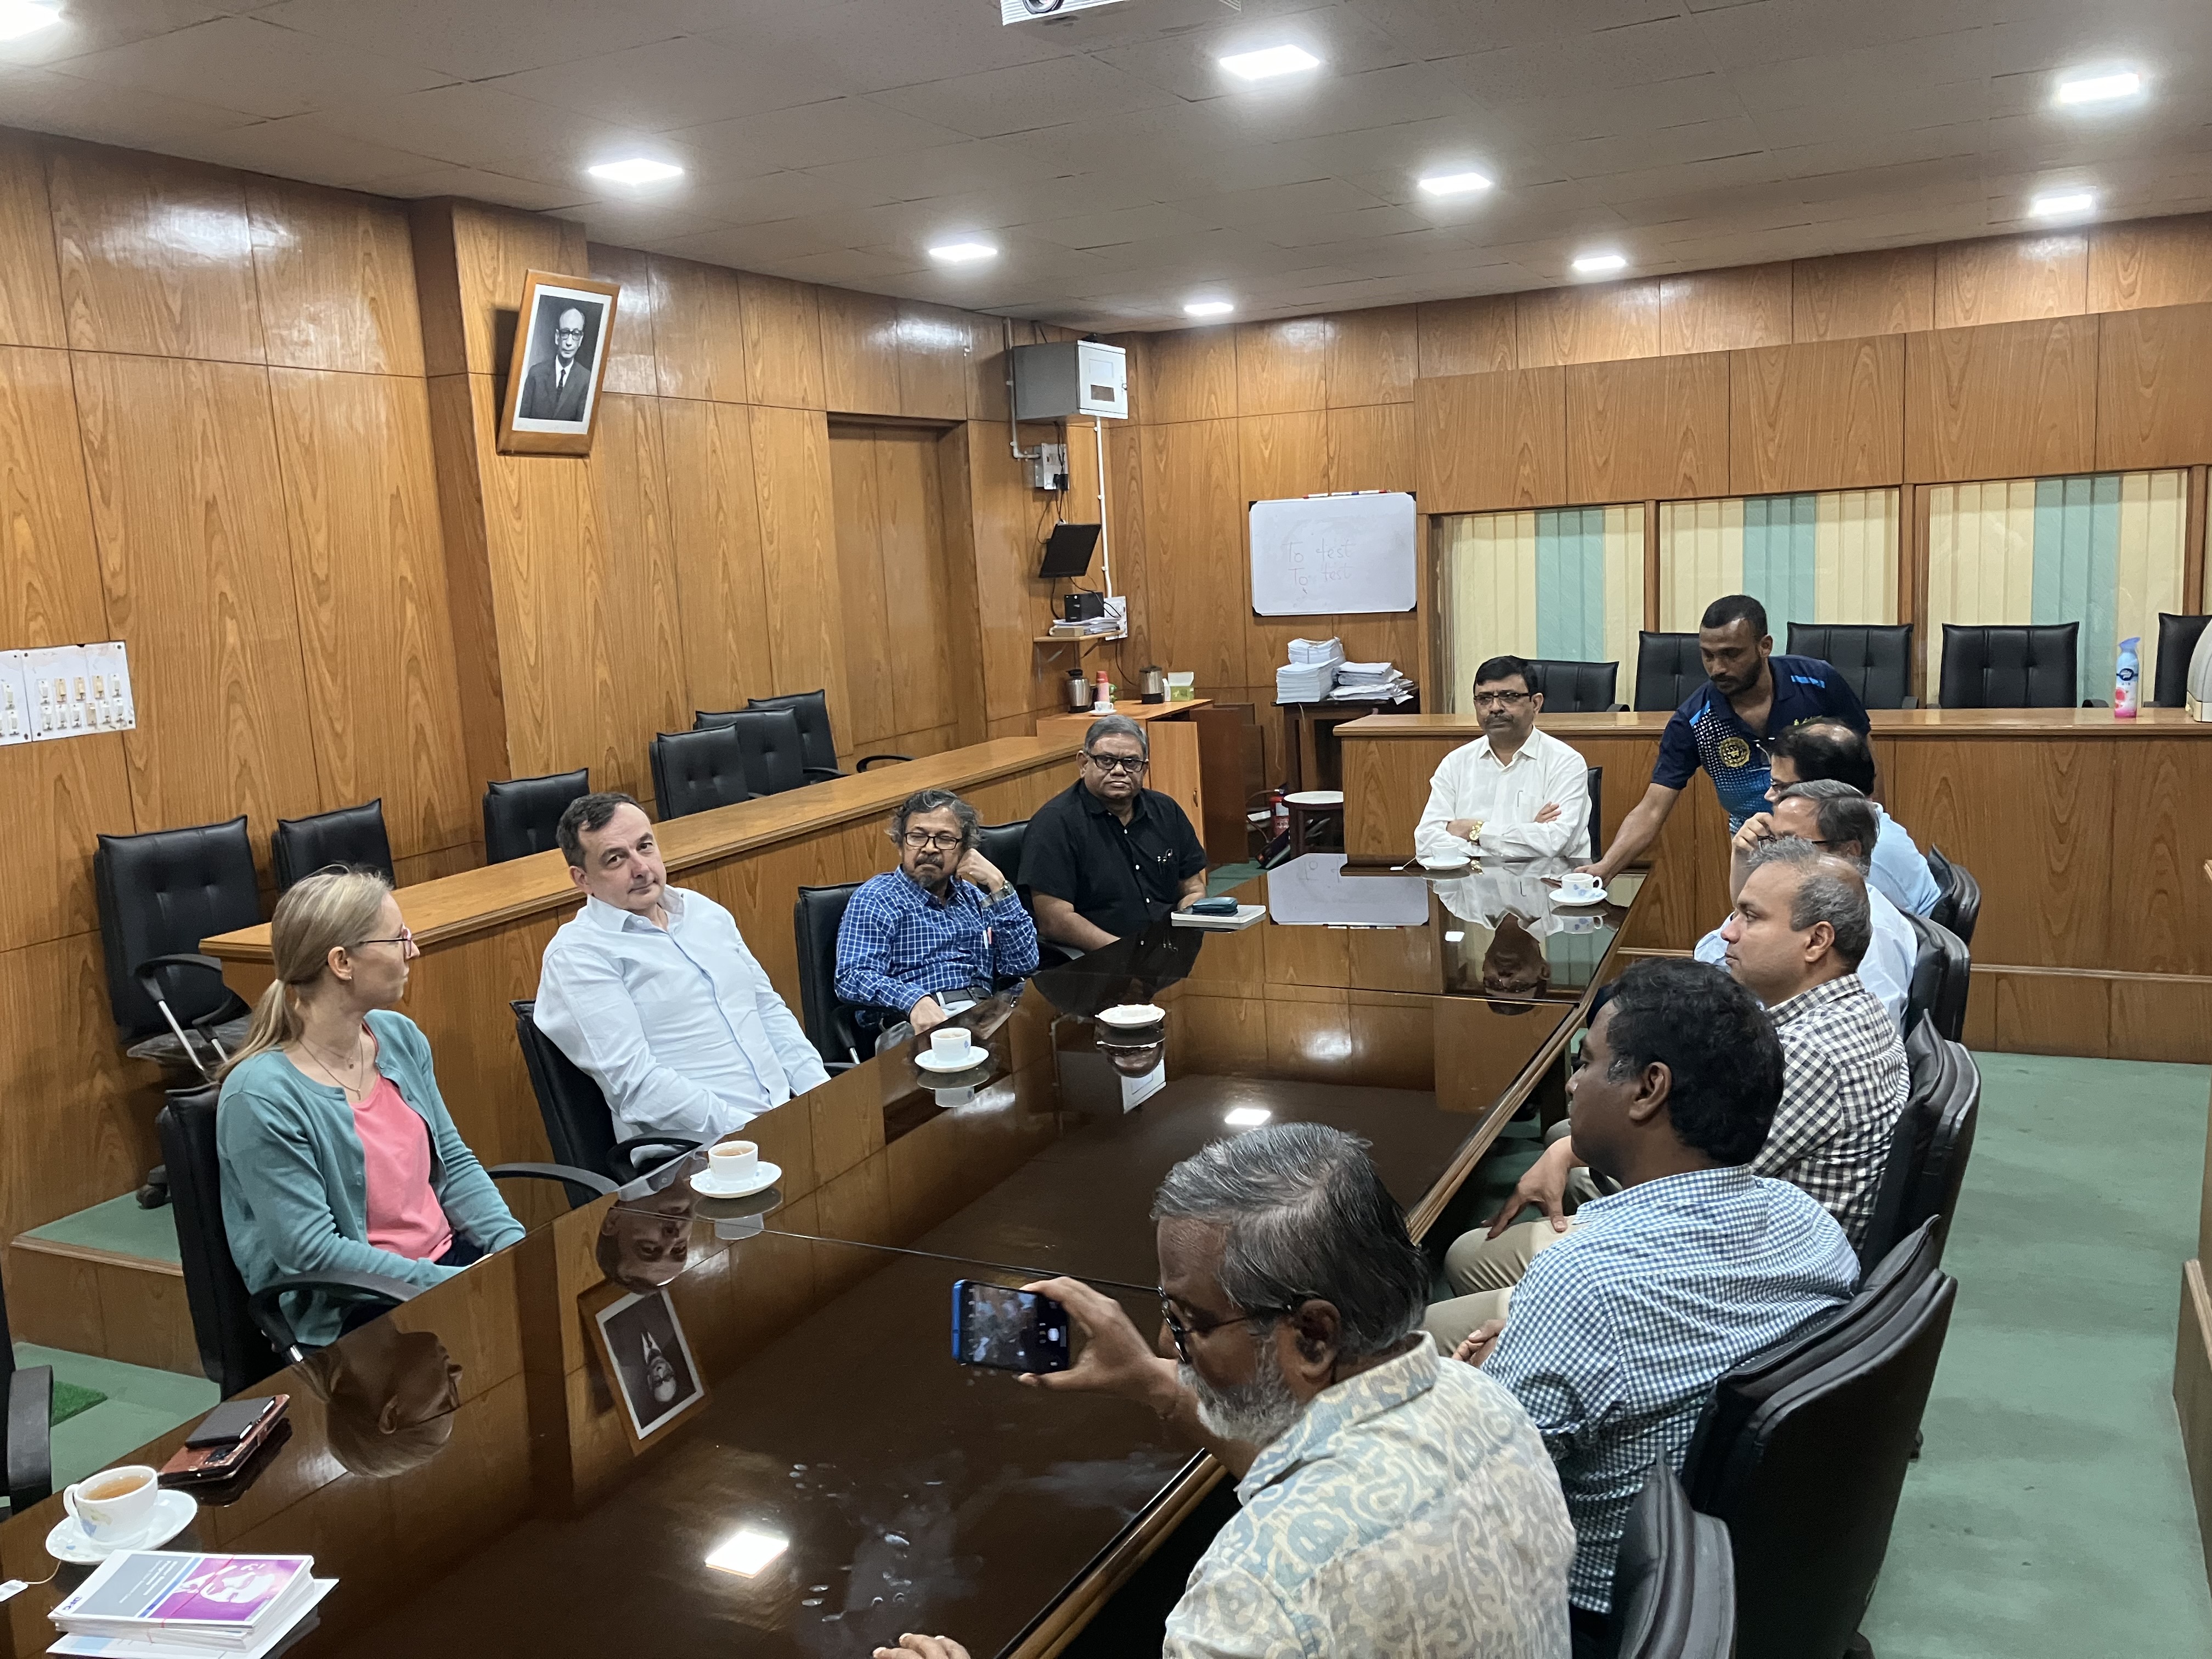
1938, 622, 2079, 708
693, 707, 809, 796
483, 769, 589, 864
1855, 1029, 1951, 1274
794, 883, 865, 1071
746, 688, 910, 778
1786, 623, 1915, 709
1524, 658, 1620, 713
2, 1363, 51, 1518
271, 799, 396, 893
974, 820, 1029, 893
1584, 766, 1604, 862
1904, 911, 1971, 1042
651, 726, 752, 819
1633, 632, 1703, 712
510, 1001, 699, 1183
1914, 1042, 1979, 1268
1922, 846, 1980, 948
1606, 1460, 1734, 1659
2153, 612, 2211, 707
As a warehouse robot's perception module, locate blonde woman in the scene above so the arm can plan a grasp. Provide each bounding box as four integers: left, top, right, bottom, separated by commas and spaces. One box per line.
217, 868, 521, 1347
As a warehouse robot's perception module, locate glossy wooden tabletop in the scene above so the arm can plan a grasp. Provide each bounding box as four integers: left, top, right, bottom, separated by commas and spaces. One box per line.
1340, 706, 2212, 740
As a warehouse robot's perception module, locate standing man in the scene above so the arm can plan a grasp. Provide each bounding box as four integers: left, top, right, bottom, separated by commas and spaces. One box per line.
834, 788, 1038, 1042
1582, 595, 1869, 882
1413, 654, 1592, 864
1022, 713, 1208, 952
517, 306, 592, 421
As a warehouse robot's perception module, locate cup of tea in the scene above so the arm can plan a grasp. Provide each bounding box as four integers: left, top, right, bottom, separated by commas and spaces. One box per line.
1559, 871, 1603, 900
708, 1140, 758, 1188
64, 1465, 159, 1545
930, 1027, 975, 1065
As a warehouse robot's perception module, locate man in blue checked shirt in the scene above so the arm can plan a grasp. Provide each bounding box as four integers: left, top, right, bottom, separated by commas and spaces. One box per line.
836, 788, 1039, 1043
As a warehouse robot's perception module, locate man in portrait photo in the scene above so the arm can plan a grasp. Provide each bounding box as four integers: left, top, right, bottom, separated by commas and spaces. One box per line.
518, 300, 595, 422
601, 1289, 700, 1435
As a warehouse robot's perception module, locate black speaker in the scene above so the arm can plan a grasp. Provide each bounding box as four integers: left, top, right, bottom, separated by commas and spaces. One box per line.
1063, 591, 1106, 622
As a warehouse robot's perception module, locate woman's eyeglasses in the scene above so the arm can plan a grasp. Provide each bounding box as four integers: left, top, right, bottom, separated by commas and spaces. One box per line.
353, 927, 419, 958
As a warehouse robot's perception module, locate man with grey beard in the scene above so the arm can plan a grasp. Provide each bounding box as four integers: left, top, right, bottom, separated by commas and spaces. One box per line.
875, 1122, 1574, 1659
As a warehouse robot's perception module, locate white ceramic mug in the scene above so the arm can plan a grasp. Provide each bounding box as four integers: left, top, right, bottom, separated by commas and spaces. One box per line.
930, 1027, 974, 1064
1560, 872, 1602, 898
64, 1465, 159, 1545
708, 1140, 759, 1187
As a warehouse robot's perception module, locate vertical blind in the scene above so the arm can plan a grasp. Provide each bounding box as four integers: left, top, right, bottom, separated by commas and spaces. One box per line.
1658, 489, 1900, 635
1438, 504, 1646, 708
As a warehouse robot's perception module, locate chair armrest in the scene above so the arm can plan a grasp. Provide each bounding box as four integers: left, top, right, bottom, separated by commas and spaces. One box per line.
1901, 695, 1918, 709
250, 1271, 421, 1361
605, 1138, 701, 1182
133, 952, 228, 1005
489, 1161, 619, 1207
856, 753, 912, 770
5, 1365, 52, 1514
802, 765, 848, 784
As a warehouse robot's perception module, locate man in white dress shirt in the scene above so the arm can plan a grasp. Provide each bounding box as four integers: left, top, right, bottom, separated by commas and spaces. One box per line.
1413, 656, 1592, 865
533, 793, 829, 1146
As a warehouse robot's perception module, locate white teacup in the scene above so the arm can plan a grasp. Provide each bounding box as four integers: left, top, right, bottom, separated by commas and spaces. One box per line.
64, 1465, 159, 1545
708, 1140, 759, 1188
1559, 872, 1602, 899
930, 1027, 975, 1064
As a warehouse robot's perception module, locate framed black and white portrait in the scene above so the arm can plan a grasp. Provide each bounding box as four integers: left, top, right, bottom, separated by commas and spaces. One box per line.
588, 1285, 706, 1444
497, 269, 621, 456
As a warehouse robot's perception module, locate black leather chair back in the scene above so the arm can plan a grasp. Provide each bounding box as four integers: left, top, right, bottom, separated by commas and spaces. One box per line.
1857, 1029, 1948, 1272
696, 708, 808, 796
483, 769, 589, 865
652, 726, 752, 819
743, 689, 839, 777
272, 799, 396, 893
1609, 1460, 1735, 1659
1583, 766, 1603, 862
1905, 911, 1971, 1041
2153, 612, 2211, 707
1523, 658, 1618, 713
1903, 917, 1942, 1038
1918, 1046, 1979, 1266
159, 1086, 288, 1395
512, 1000, 619, 1178
974, 821, 1028, 890
1938, 622, 2078, 708
1702, 1272, 1956, 1659
1633, 632, 1703, 712
794, 883, 864, 1069
1786, 623, 1914, 709
1924, 845, 1980, 947
94, 817, 261, 1042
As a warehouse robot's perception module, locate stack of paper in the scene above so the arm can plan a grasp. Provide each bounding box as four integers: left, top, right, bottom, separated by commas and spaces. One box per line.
50, 1553, 335, 1659
1277, 637, 1346, 702
1286, 637, 1345, 667
1327, 663, 1416, 702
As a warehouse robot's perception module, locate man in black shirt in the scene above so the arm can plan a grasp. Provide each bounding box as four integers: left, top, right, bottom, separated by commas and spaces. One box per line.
1022, 713, 1209, 950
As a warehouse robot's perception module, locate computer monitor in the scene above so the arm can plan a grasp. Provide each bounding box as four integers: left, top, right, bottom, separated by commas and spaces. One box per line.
1037, 522, 1101, 579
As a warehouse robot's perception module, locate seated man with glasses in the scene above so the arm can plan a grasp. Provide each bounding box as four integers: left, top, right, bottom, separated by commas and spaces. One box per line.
1414, 654, 1592, 864
876, 1122, 1574, 1659
1020, 713, 1209, 953
835, 788, 1039, 1045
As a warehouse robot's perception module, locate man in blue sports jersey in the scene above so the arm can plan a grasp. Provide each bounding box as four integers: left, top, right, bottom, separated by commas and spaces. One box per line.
1580, 594, 1869, 884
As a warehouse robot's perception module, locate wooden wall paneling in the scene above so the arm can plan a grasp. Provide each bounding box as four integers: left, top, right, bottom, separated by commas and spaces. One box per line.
1415, 295, 1515, 378
2088, 214, 2212, 313
1729, 334, 1906, 494
896, 301, 972, 421
1142, 326, 1238, 425
422, 373, 511, 793
0, 129, 62, 348
407, 201, 469, 378
441, 200, 588, 380
836, 426, 962, 751
1904, 317, 2097, 483
646, 255, 749, 404
2095, 304, 2212, 470
1565, 352, 1729, 503
0, 736, 133, 952
47, 142, 262, 363
750, 405, 849, 725
585, 392, 687, 803
1660, 263, 1791, 355
1240, 412, 1328, 684
0, 345, 107, 648
1933, 232, 2089, 330
1236, 317, 1329, 415
1325, 403, 1415, 494
74, 353, 326, 850
267, 366, 472, 856
583, 242, 658, 396
2188, 466, 2208, 613
968, 314, 1015, 426
1139, 419, 1245, 690
955, 422, 1063, 731
740, 274, 826, 410
1988, 968, 2110, 1058
1101, 417, 1152, 670
1516, 279, 1661, 368
829, 426, 894, 749
2107, 738, 2212, 978
819, 287, 901, 416
1414, 369, 1566, 512
2107, 972, 2212, 1065
246, 178, 425, 376
1327, 304, 1416, 407
1790, 246, 1934, 342
660, 396, 771, 719
933, 425, 995, 744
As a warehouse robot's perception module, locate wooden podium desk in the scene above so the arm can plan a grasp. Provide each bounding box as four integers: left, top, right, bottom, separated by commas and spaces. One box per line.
1338, 708, 2212, 1063
200, 736, 1082, 1171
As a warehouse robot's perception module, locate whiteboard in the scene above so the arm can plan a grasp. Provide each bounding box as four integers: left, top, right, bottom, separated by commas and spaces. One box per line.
1250, 492, 1417, 616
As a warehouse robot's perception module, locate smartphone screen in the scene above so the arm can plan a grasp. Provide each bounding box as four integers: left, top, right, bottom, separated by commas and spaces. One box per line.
950, 1280, 1071, 1374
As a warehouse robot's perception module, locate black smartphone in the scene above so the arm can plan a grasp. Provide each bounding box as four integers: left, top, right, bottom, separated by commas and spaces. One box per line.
950, 1279, 1071, 1374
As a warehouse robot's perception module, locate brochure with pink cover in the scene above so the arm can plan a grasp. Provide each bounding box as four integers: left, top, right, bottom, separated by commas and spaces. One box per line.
54, 1553, 315, 1643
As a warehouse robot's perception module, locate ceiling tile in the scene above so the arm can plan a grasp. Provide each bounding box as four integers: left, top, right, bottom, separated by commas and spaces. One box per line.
868, 54, 1184, 139
486, 34, 847, 132
249, 0, 692, 81
49, 15, 453, 120
665, 97, 972, 173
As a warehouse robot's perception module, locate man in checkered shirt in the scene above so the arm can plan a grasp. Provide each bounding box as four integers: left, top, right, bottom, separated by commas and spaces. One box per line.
1461, 959, 1858, 1634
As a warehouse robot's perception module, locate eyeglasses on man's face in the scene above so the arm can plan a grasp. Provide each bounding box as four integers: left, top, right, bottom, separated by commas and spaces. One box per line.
1085, 749, 1147, 774
1472, 690, 1533, 709
1155, 1287, 1311, 1365
901, 830, 966, 851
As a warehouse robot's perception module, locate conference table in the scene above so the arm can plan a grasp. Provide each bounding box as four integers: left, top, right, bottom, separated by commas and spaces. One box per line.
1, 854, 1651, 1658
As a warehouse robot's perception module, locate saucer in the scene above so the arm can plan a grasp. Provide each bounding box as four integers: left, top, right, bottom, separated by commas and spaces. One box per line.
1550, 885, 1609, 906
49, 1488, 196, 1564
1417, 858, 1473, 875
690, 1161, 781, 1199
916, 1045, 991, 1075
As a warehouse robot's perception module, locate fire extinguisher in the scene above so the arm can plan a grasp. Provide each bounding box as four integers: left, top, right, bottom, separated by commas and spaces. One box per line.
1269, 789, 1288, 839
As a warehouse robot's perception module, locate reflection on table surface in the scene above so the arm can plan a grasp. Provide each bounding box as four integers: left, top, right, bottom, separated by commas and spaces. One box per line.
0, 864, 1648, 1659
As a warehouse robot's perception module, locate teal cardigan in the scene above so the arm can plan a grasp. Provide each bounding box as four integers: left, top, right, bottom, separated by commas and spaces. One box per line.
216, 1009, 524, 1348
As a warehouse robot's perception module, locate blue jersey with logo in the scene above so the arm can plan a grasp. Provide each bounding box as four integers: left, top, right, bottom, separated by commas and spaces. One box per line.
1653, 656, 1871, 828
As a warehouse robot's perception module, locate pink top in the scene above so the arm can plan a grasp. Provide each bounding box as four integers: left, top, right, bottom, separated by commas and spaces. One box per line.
354, 1072, 453, 1262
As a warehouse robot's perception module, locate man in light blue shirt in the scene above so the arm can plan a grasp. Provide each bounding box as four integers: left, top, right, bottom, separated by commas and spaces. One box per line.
534, 793, 828, 1144
1766, 720, 1939, 916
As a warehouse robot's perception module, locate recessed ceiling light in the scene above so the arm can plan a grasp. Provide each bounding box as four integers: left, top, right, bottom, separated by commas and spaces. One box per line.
588, 159, 683, 185
0, 1, 61, 38
1224, 1107, 1271, 1127
1418, 171, 1494, 197
2030, 190, 2097, 218
1183, 299, 1235, 318
1218, 44, 1321, 80
929, 241, 998, 263
704, 1527, 789, 1577
1572, 252, 1628, 275
2055, 69, 2141, 106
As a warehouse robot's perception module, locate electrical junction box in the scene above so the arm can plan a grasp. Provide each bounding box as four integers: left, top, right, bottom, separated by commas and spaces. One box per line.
1028, 444, 1069, 491
1013, 340, 1128, 421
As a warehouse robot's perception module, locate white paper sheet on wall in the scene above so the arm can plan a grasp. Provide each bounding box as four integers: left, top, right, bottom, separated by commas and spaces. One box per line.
83, 640, 136, 732
0, 652, 29, 744
24, 643, 88, 740
12, 641, 133, 740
